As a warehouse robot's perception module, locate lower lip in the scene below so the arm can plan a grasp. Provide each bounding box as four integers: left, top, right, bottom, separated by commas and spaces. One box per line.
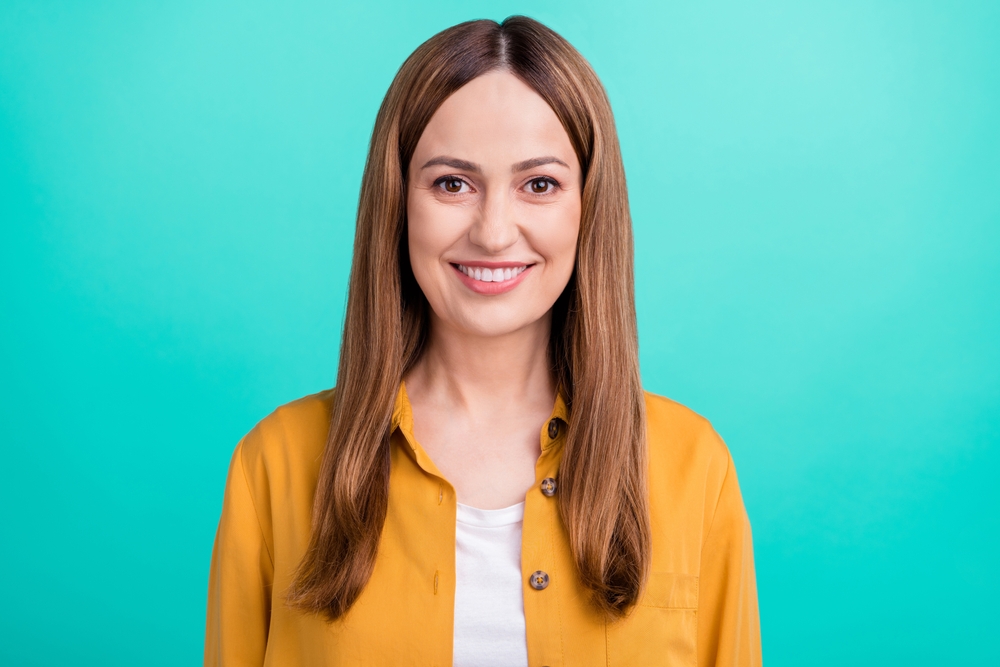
452, 264, 533, 295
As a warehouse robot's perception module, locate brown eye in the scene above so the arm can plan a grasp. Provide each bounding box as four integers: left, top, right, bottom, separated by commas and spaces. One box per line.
443, 178, 463, 193
529, 178, 551, 194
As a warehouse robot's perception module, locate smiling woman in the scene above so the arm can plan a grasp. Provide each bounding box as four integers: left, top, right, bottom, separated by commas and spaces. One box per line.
406, 70, 581, 364
205, 16, 761, 667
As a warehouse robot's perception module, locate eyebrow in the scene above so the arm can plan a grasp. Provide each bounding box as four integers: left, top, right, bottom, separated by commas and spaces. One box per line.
420, 155, 570, 173
421, 156, 481, 172
511, 156, 569, 172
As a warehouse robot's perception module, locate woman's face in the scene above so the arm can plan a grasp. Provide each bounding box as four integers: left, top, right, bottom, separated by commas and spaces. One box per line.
406, 70, 582, 340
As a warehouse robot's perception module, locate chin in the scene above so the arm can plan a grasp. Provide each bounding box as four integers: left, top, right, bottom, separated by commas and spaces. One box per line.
448, 307, 547, 339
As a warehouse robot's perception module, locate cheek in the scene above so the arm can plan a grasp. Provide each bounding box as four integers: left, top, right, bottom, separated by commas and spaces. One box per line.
407, 197, 444, 264
407, 189, 433, 237
406, 194, 465, 291
534, 203, 581, 274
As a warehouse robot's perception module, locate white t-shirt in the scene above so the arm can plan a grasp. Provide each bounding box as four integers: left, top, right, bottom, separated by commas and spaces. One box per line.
453, 501, 529, 667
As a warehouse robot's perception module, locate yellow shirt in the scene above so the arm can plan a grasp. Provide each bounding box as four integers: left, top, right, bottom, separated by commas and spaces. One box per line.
205, 384, 762, 666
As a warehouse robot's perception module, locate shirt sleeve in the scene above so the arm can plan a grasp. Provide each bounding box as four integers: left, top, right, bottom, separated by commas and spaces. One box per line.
205, 438, 274, 667
697, 452, 762, 667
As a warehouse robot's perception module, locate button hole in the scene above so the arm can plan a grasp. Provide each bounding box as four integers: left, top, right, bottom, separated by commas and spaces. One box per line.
438, 486, 443, 504
434, 570, 439, 594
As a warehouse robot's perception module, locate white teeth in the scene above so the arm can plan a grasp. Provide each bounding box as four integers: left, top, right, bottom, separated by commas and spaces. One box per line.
456, 264, 527, 284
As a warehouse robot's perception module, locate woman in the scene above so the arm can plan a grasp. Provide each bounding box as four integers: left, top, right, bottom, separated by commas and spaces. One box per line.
206, 16, 761, 667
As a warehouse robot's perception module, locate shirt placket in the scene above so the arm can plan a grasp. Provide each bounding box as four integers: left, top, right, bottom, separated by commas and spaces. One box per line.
522, 414, 568, 667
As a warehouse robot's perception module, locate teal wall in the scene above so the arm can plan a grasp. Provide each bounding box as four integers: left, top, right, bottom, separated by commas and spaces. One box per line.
2, 1, 997, 664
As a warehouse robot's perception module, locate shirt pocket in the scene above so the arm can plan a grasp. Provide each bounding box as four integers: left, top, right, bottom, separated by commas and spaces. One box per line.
606, 572, 699, 667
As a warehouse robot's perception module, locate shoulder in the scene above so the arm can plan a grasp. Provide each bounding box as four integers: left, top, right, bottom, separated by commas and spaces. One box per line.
236, 387, 336, 493
642, 390, 734, 510
214, 388, 335, 571
643, 390, 730, 466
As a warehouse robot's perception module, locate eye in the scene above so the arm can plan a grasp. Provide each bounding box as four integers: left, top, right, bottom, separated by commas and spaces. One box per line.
436, 177, 468, 194
525, 177, 557, 194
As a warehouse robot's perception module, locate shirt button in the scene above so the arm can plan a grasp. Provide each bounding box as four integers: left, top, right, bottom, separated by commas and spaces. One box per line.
540, 477, 557, 497
529, 570, 550, 590
547, 419, 559, 439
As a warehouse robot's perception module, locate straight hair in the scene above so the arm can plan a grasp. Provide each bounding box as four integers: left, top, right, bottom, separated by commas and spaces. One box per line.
287, 15, 649, 620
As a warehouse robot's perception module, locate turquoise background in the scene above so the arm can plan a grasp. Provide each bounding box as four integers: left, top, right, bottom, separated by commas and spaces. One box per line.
2, 1, 997, 664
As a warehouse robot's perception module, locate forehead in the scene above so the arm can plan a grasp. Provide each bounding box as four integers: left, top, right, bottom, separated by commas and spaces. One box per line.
414, 70, 575, 165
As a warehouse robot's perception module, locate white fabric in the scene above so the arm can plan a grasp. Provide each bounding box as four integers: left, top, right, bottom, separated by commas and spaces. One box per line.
453, 501, 529, 667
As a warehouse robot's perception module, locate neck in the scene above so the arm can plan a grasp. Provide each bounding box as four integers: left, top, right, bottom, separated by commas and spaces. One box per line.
405, 311, 555, 416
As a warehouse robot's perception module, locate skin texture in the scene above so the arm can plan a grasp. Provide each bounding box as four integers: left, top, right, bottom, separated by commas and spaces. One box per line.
404, 70, 582, 509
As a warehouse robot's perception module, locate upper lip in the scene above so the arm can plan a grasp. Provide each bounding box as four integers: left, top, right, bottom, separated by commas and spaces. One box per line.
451, 260, 533, 269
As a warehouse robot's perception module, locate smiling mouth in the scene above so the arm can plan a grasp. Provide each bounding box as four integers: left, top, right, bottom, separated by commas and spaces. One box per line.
454, 263, 531, 284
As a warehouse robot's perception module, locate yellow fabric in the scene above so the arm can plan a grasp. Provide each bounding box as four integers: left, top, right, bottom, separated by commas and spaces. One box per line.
205, 384, 762, 666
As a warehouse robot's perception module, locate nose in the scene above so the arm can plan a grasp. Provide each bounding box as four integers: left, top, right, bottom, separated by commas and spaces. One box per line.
468, 189, 519, 254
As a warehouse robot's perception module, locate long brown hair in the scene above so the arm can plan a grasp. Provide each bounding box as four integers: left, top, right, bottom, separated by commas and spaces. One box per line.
287, 15, 649, 620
